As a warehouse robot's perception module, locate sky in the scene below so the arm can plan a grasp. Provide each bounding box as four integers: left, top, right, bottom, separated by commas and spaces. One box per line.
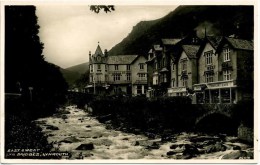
36, 5, 177, 68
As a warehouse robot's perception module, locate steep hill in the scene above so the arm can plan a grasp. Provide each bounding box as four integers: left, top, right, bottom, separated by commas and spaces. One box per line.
109, 6, 253, 56
59, 62, 89, 87
66, 62, 89, 74
59, 68, 81, 86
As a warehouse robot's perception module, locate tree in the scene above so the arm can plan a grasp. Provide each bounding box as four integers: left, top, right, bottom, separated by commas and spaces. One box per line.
5, 6, 68, 118
90, 5, 115, 13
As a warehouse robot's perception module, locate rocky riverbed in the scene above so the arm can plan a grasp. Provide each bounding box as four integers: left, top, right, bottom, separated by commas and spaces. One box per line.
35, 105, 253, 160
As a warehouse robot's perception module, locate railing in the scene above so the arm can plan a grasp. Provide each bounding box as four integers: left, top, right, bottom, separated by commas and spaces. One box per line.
108, 80, 132, 84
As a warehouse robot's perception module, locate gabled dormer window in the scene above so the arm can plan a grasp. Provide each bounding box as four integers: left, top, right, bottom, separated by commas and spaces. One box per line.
223, 48, 230, 62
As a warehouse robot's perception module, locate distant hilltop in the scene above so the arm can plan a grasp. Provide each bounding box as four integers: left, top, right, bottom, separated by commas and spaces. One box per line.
109, 5, 253, 56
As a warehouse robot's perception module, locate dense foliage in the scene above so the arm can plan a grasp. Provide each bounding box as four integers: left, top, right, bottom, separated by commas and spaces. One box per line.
5, 6, 68, 118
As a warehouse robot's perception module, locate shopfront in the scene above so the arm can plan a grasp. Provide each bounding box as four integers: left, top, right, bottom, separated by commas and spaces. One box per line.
193, 80, 237, 104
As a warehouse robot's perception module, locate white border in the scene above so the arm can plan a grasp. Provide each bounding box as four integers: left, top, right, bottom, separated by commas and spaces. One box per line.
0, 0, 259, 164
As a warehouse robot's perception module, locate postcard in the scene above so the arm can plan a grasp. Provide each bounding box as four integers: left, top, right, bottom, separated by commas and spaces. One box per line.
0, 0, 258, 163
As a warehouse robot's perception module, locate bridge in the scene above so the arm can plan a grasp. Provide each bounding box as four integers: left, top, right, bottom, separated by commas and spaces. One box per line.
195, 103, 234, 126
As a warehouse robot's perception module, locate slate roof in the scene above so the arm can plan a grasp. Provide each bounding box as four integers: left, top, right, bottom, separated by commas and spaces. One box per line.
161, 39, 182, 45
207, 36, 223, 49
182, 45, 200, 59
107, 55, 139, 64
225, 37, 253, 51
94, 45, 104, 56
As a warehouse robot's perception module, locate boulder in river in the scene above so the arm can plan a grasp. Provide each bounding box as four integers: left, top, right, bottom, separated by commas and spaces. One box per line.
190, 136, 221, 143
46, 125, 59, 130
183, 144, 199, 156
146, 142, 160, 150
222, 150, 248, 159
166, 151, 176, 156
205, 142, 226, 153
76, 143, 94, 150
232, 145, 241, 150
60, 136, 81, 143
96, 114, 112, 123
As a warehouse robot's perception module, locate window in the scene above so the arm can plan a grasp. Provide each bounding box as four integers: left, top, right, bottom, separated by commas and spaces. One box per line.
90, 75, 93, 82
182, 60, 187, 71
162, 58, 165, 67
126, 73, 131, 81
223, 48, 230, 62
90, 65, 93, 72
105, 65, 108, 72
105, 75, 108, 81
205, 51, 213, 65
206, 74, 213, 83
127, 65, 131, 70
154, 62, 158, 70
140, 63, 144, 70
172, 78, 175, 87
113, 73, 120, 81
137, 85, 142, 94
182, 78, 188, 87
115, 65, 118, 70
163, 74, 167, 82
138, 73, 146, 78
97, 64, 101, 70
96, 75, 101, 83
223, 70, 231, 81
138, 73, 146, 80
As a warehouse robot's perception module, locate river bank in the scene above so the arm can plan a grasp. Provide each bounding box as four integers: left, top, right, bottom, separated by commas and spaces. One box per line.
35, 105, 253, 160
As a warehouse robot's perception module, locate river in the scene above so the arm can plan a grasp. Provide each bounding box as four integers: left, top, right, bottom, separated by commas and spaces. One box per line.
35, 105, 253, 160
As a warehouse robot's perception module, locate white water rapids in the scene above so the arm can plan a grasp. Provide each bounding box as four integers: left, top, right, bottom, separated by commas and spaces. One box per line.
35, 105, 253, 160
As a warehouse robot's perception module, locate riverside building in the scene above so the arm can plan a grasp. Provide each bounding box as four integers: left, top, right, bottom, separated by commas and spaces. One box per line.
86, 44, 147, 96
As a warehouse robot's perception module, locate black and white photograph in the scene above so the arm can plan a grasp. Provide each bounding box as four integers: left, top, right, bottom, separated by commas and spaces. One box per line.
0, 1, 258, 163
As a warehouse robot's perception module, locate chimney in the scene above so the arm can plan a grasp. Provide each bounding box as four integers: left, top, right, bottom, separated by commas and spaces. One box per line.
89, 51, 92, 62
104, 49, 108, 57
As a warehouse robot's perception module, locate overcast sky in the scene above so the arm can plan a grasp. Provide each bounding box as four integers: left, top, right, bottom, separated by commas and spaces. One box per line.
36, 5, 177, 68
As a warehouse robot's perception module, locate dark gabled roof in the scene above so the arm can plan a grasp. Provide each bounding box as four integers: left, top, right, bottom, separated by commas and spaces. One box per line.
182, 45, 200, 59
161, 39, 182, 45
225, 37, 253, 50
207, 36, 223, 50
94, 45, 104, 56
107, 55, 138, 65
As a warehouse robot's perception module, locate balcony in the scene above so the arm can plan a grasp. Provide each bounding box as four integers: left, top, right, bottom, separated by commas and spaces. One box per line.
108, 80, 132, 84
